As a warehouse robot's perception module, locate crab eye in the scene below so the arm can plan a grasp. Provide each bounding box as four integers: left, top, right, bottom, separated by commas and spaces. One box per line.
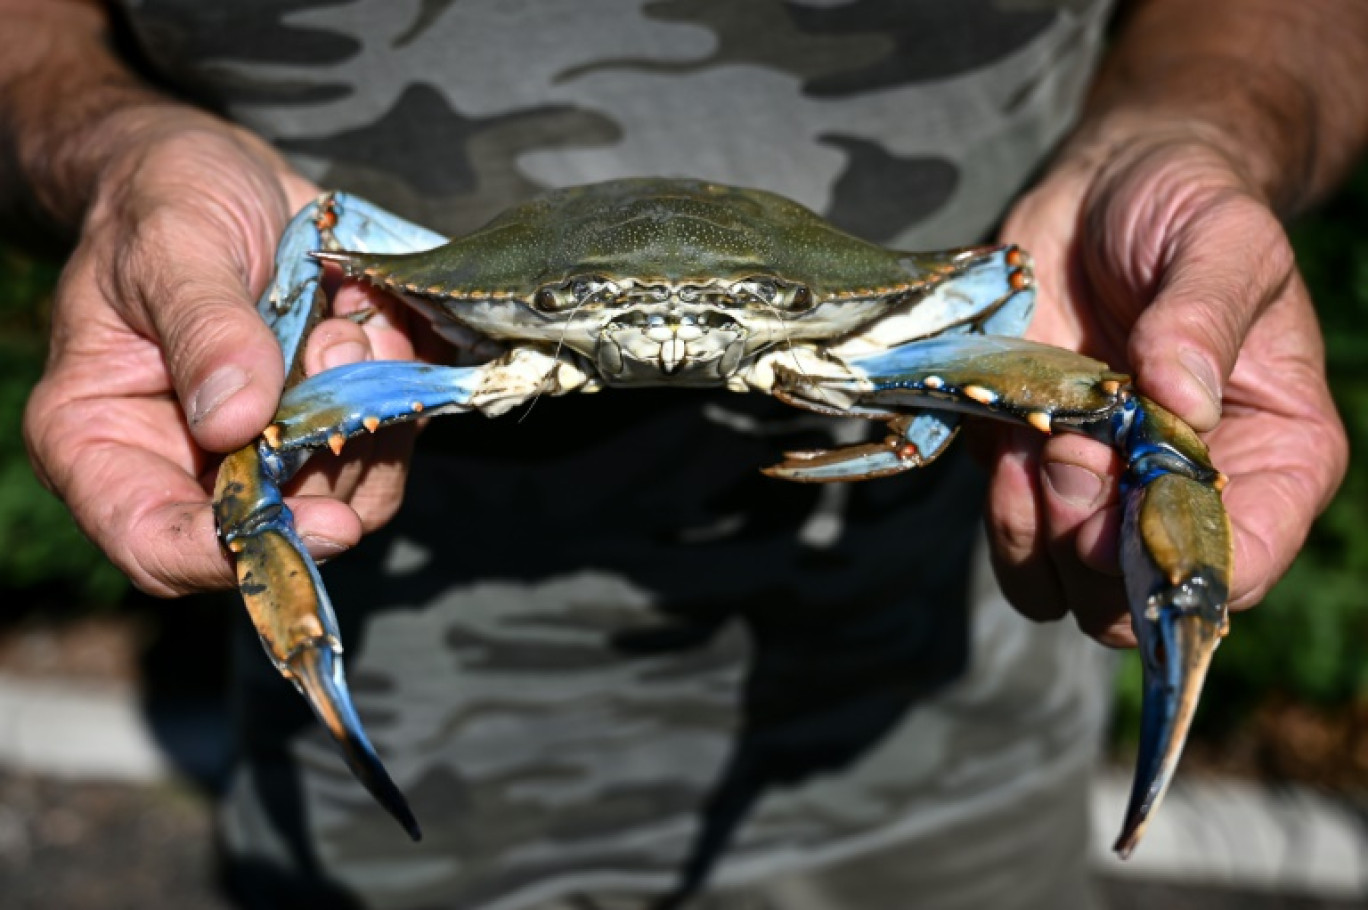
565, 276, 621, 306
790, 286, 812, 310
730, 279, 777, 304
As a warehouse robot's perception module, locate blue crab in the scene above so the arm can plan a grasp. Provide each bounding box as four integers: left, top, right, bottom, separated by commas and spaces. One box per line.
213, 178, 1231, 857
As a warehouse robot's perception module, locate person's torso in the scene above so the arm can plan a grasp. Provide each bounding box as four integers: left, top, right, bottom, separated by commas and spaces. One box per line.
120, 3, 1117, 907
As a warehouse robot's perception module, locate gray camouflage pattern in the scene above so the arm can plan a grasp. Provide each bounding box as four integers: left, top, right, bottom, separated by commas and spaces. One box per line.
119, 2, 1115, 907
126, 0, 1108, 245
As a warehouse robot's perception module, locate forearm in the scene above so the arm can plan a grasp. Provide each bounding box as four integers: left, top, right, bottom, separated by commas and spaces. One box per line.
0, 0, 224, 232
1070, 0, 1368, 214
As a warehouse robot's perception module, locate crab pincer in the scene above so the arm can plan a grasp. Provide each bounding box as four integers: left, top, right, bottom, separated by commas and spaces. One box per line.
215, 440, 423, 840
213, 192, 457, 840
768, 335, 1233, 855
1111, 397, 1232, 856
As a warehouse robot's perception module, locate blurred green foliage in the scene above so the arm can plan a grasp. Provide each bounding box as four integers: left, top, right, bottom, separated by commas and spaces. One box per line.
0, 247, 127, 604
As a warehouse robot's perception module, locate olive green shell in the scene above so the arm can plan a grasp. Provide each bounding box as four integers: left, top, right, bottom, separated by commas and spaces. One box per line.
347, 178, 918, 299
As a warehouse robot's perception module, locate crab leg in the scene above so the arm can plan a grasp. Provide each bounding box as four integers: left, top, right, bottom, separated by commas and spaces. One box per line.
215, 350, 565, 840
756, 245, 1037, 481
256, 191, 449, 382
769, 334, 1232, 857
220, 193, 529, 840
215, 193, 451, 839
216, 438, 420, 838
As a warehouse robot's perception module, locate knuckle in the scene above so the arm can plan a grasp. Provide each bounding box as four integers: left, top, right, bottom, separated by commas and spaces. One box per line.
986, 504, 1039, 563
21, 388, 84, 495
99, 207, 266, 348
1301, 414, 1350, 509
116, 505, 220, 598
353, 467, 411, 534
1087, 615, 1137, 649
1189, 191, 1294, 287
21, 377, 58, 443
358, 495, 405, 535
102, 210, 184, 322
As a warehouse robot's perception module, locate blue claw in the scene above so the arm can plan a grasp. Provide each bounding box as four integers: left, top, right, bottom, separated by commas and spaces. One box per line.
215, 441, 422, 841
1114, 568, 1226, 857
770, 333, 1233, 857
288, 642, 423, 842
1113, 464, 1230, 857
215, 361, 493, 842
215, 196, 458, 843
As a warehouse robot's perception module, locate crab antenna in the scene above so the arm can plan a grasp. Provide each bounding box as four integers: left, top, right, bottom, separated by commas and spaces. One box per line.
519, 295, 588, 424
758, 297, 833, 407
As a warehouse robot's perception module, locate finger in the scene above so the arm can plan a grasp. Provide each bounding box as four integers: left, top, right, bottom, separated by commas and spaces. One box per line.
293, 314, 415, 531
1124, 196, 1293, 432
334, 424, 418, 534
304, 316, 374, 376
25, 386, 361, 595
1038, 434, 1131, 646
984, 426, 1067, 622
331, 281, 424, 362
1205, 406, 1345, 610
286, 423, 417, 535
109, 213, 288, 453
109, 495, 362, 597
1185, 268, 1347, 610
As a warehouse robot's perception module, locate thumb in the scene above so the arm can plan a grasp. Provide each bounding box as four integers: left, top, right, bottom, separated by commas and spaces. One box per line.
1122, 196, 1293, 432
121, 232, 287, 452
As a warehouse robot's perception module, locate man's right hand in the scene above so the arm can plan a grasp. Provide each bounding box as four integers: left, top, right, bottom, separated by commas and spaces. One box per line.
22, 112, 418, 596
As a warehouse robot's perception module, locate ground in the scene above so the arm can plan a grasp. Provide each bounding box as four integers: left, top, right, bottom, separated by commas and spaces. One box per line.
1, 770, 1363, 910
0, 607, 1365, 909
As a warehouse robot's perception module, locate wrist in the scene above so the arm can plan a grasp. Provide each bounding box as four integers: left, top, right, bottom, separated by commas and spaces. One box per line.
0, 1, 296, 234
0, 0, 159, 230
79, 107, 308, 238
1062, 118, 1292, 217
26, 100, 228, 232
1064, 0, 1368, 217
1047, 113, 1278, 217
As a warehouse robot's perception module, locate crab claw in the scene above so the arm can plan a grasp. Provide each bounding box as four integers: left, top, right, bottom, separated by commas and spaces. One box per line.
1115, 572, 1226, 857
288, 641, 423, 842
1113, 471, 1230, 857
215, 442, 422, 842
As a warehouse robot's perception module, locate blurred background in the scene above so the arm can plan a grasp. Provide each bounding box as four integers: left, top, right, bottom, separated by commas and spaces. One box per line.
1, 165, 1366, 908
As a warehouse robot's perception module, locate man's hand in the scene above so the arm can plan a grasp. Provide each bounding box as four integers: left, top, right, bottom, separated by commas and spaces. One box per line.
21, 112, 419, 596
990, 135, 1348, 646
982, 0, 1368, 646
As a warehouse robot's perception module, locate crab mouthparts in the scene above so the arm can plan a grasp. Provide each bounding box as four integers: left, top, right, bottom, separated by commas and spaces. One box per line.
596, 310, 748, 385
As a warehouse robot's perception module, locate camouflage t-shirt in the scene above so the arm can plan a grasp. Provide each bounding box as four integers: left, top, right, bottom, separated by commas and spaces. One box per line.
121, 2, 1116, 908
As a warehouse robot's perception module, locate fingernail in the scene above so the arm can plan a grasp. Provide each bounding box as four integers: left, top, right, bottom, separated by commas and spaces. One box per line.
321, 340, 368, 371
190, 365, 249, 425
1043, 461, 1105, 508
1179, 348, 1221, 417
302, 535, 349, 563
